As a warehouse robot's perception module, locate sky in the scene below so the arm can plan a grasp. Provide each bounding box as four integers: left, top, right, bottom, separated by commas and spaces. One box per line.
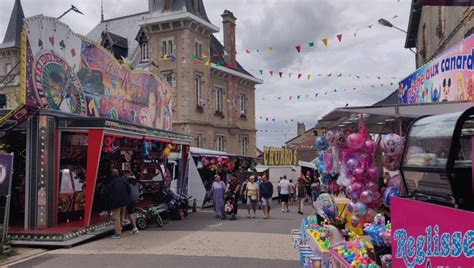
0, 0, 416, 148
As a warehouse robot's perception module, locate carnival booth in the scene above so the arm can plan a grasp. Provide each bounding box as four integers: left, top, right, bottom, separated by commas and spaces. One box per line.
0, 15, 192, 246
187, 147, 257, 208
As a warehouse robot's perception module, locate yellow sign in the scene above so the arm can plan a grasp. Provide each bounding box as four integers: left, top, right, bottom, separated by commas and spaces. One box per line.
263, 146, 297, 166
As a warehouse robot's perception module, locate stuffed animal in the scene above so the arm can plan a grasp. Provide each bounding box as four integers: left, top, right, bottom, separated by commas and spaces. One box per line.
103, 136, 115, 153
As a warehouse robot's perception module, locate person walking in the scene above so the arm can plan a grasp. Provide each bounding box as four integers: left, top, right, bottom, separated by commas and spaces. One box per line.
289, 179, 296, 205
245, 175, 259, 218
240, 177, 248, 204
125, 170, 140, 234
279, 175, 291, 213
277, 177, 282, 204
211, 174, 226, 219
259, 175, 274, 219
296, 177, 307, 215
104, 169, 130, 239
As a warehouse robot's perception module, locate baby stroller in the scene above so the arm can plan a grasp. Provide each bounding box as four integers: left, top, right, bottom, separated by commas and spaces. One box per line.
223, 191, 238, 220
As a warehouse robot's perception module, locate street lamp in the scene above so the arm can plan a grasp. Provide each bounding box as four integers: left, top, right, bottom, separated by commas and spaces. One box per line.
378, 18, 416, 54
57, 5, 84, 20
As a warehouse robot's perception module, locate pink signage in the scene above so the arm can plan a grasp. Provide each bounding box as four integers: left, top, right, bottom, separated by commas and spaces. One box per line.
391, 197, 474, 268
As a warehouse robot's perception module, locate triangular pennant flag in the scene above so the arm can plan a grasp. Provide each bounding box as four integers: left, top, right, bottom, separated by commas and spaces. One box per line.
336, 34, 343, 42
259, 116, 263, 119
170, 54, 177, 62
272, 118, 275, 122
204, 59, 210, 66
297, 95, 301, 100
353, 32, 358, 38
226, 99, 231, 103
411, 8, 416, 13
277, 97, 281, 100
212, 53, 220, 57
353, 87, 356, 90
259, 70, 263, 75
289, 73, 292, 79
377, 76, 381, 80
268, 46, 273, 52
266, 118, 269, 121
226, 63, 233, 68
297, 73, 302, 79
181, 55, 187, 63
315, 93, 319, 98
392, 15, 398, 19
295, 45, 301, 53
256, 49, 260, 52
334, 89, 337, 92
322, 38, 328, 46
191, 54, 197, 61
201, 53, 208, 59
307, 74, 311, 80
337, 73, 342, 77
308, 42, 315, 48
269, 70, 273, 76
215, 62, 221, 67
305, 94, 309, 98
289, 96, 292, 100
356, 75, 360, 79
324, 92, 328, 95
390, 82, 394, 86
327, 73, 332, 77
246, 49, 251, 53
291, 119, 294, 122
279, 72, 283, 78
368, 24, 373, 28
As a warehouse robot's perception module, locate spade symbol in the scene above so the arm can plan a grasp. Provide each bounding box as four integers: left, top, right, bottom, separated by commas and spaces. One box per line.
38, 39, 43, 49
59, 40, 65, 50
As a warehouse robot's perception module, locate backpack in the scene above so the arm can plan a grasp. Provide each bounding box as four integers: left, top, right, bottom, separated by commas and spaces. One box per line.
129, 180, 140, 203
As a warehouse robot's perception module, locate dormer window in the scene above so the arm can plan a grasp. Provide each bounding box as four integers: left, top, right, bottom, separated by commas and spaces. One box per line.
138, 32, 149, 62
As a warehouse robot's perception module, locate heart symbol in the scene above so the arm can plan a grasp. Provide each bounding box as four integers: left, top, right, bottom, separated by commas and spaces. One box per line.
48, 36, 54, 46
38, 39, 43, 49
70, 48, 76, 57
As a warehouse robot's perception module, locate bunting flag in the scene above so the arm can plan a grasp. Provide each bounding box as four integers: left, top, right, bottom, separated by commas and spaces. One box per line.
279, 72, 283, 78
368, 25, 373, 28
322, 38, 328, 46
259, 70, 263, 75
201, 53, 208, 58
337, 73, 342, 77
297, 95, 301, 100
309, 42, 315, 48
295, 45, 301, 53
298, 73, 302, 79
269, 70, 273, 76
315, 93, 319, 98
246, 49, 251, 53
307, 74, 311, 80
289, 96, 292, 100
354, 32, 358, 38
289, 73, 292, 79
327, 73, 332, 77
256, 49, 260, 52
204, 59, 210, 66
336, 34, 343, 42
268, 46, 273, 52
392, 15, 398, 19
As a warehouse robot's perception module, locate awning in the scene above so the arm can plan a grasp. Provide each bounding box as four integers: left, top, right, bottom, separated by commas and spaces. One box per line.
255, 166, 269, 173
190, 147, 231, 157
316, 101, 472, 133
298, 160, 316, 169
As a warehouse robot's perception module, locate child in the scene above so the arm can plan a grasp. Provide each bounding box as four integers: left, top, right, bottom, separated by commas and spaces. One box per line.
224, 200, 233, 213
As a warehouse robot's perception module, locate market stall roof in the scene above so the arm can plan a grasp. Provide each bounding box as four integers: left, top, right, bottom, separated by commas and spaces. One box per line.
190, 147, 230, 157
298, 160, 316, 169
316, 101, 472, 133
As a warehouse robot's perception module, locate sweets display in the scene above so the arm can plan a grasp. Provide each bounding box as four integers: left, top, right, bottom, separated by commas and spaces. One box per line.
334, 238, 377, 267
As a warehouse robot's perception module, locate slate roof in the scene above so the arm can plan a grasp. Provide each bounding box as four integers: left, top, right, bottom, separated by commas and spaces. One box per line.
103, 31, 128, 48
1, 0, 25, 49
209, 35, 252, 77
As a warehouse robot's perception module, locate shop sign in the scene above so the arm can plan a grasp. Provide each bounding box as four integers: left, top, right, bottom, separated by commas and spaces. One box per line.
399, 34, 474, 104
263, 146, 297, 166
391, 197, 474, 268
14, 15, 173, 131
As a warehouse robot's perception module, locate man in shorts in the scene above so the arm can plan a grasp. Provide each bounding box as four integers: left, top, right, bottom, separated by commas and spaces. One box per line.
259, 175, 273, 219
279, 175, 291, 213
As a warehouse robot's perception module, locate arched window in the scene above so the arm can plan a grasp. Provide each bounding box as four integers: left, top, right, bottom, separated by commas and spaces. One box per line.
139, 32, 149, 62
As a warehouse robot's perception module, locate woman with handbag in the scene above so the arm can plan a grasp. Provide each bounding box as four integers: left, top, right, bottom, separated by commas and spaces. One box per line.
245, 175, 259, 218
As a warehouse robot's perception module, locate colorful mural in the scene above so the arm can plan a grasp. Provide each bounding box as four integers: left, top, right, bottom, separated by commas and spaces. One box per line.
399, 35, 474, 105
18, 15, 173, 130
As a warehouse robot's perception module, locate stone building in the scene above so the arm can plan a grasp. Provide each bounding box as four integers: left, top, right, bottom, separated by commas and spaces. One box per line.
0, 0, 23, 109
285, 122, 323, 162
87, 0, 262, 156
405, 2, 473, 68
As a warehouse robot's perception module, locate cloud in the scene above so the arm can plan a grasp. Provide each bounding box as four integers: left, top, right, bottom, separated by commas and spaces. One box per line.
0, 0, 416, 149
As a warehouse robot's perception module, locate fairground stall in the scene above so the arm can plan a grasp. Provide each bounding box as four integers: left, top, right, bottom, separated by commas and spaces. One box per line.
0, 15, 191, 246
186, 147, 257, 208
291, 34, 474, 267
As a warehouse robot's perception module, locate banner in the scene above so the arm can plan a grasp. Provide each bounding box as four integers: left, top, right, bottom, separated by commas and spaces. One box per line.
391, 197, 474, 268
18, 15, 173, 130
399, 34, 474, 104
263, 146, 297, 166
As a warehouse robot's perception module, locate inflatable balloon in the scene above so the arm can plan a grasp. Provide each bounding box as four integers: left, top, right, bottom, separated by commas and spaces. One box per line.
367, 181, 379, 193
357, 120, 368, 138
323, 151, 333, 173
318, 163, 324, 175
163, 147, 171, 158
387, 174, 402, 189
383, 187, 401, 207
336, 128, 348, 147
325, 130, 337, 146
347, 201, 356, 213
345, 158, 359, 171
366, 208, 377, 221
360, 190, 374, 204
363, 138, 376, 154
351, 215, 360, 227
382, 154, 401, 171
315, 193, 337, 219
381, 134, 404, 156
358, 154, 373, 170
347, 185, 361, 199
321, 173, 331, 184
347, 133, 364, 150
316, 136, 329, 151
353, 202, 367, 217
353, 168, 365, 180
329, 181, 340, 193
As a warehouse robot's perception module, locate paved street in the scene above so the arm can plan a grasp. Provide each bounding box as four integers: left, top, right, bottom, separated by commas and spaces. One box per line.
10, 203, 312, 267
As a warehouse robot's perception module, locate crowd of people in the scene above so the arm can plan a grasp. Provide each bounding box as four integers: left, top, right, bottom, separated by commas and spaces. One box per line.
210, 171, 324, 220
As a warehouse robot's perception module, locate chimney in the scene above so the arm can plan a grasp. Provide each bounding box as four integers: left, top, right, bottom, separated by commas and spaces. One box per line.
221, 10, 237, 67
297, 122, 305, 136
